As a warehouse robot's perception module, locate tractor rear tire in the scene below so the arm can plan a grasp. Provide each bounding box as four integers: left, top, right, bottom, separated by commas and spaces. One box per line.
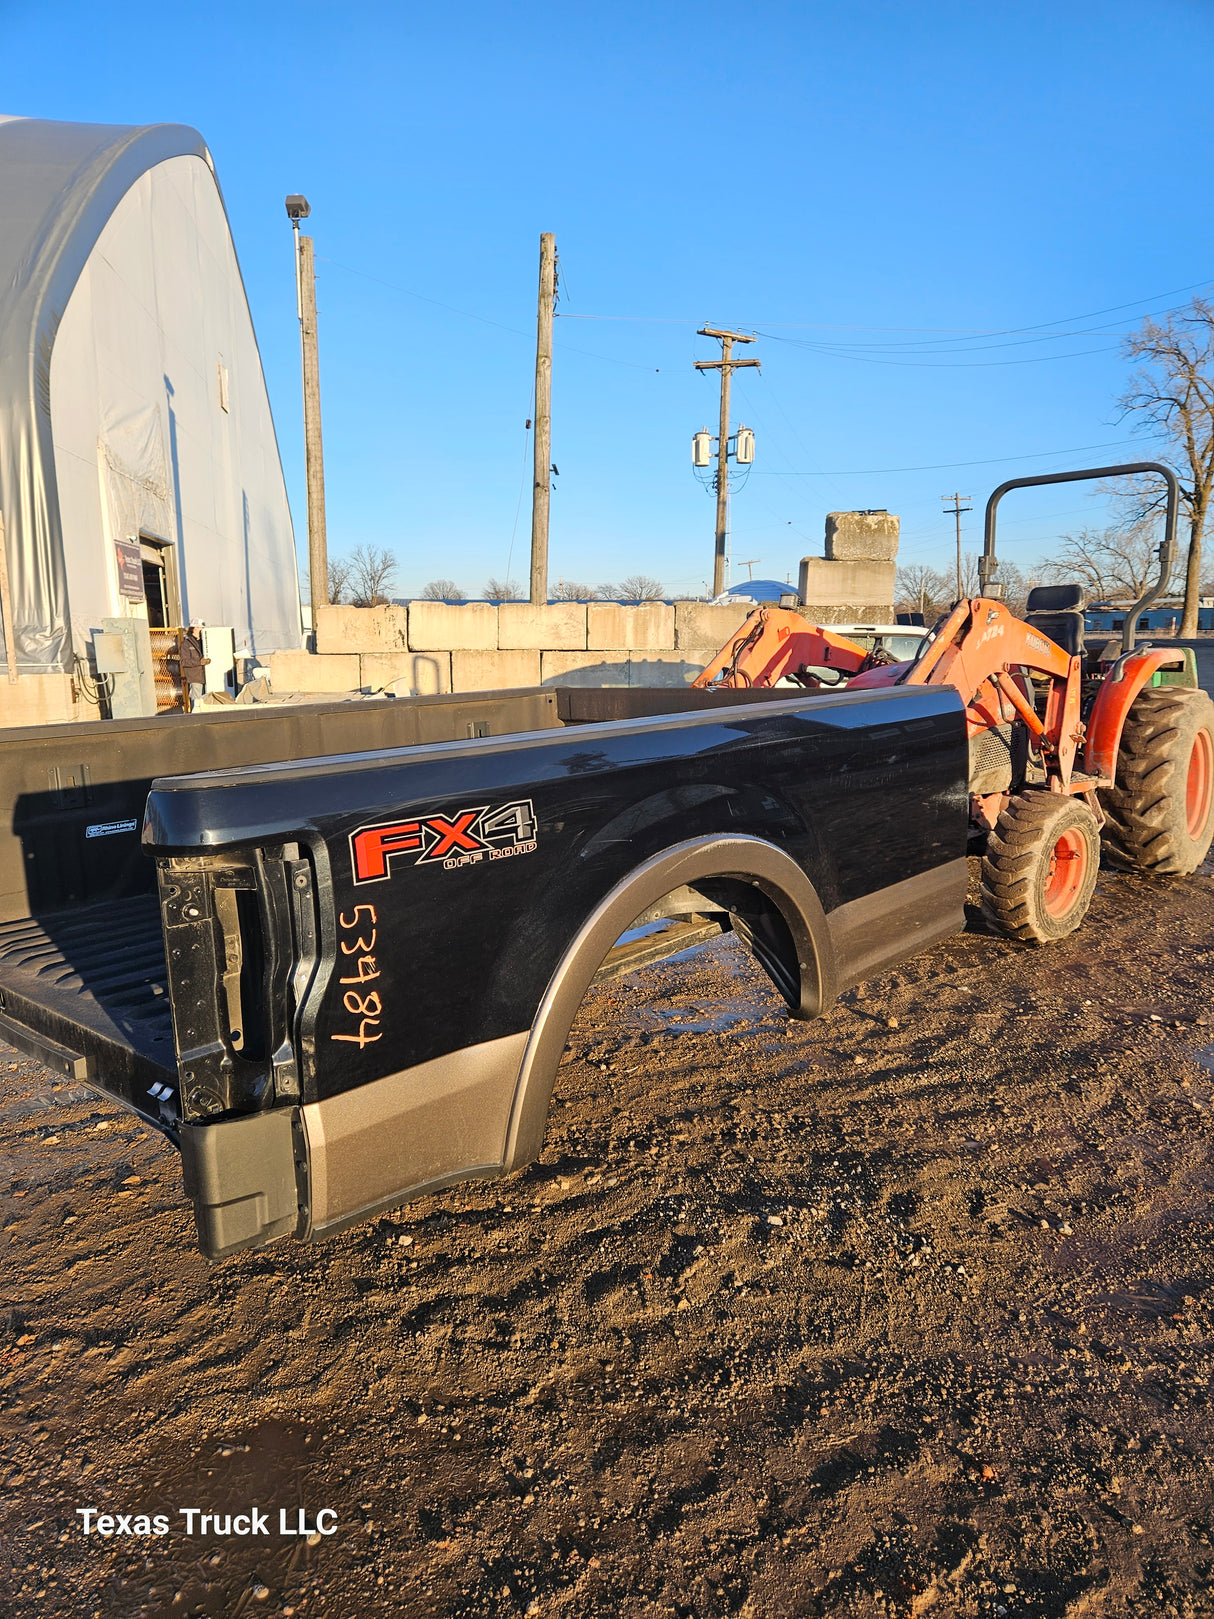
981, 792, 1101, 944
1099, 686, 1214, 875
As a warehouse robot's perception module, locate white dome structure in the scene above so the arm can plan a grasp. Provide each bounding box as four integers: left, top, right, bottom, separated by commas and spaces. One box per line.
0, 115, 301, 724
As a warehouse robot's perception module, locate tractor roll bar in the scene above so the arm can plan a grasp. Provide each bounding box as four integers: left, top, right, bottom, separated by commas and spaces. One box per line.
979, 462, 1179, 655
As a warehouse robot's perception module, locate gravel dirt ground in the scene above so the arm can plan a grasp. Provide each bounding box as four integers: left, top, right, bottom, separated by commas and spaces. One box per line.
2, 857, 1213, 1618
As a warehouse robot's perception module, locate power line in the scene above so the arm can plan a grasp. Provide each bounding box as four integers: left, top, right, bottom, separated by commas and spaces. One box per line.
319, 256, 1212, 356
554, 275, 1214, 340
316, 255, 657, 369
757, 337, 1119, 369
749, 435, 1158, 476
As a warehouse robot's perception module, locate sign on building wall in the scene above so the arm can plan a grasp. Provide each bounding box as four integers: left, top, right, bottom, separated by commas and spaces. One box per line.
114, 540, 144, 601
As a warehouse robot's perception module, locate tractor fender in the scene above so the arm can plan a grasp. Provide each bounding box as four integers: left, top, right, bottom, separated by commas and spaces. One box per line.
1084, 647, 1194, 779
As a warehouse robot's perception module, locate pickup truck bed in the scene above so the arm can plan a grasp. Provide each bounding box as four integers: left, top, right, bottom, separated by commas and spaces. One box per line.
0, 897, 174, 1090
0, 681, 970, 1258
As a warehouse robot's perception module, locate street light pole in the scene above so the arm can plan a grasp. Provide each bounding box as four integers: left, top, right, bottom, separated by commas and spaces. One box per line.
286, 195, 328, 638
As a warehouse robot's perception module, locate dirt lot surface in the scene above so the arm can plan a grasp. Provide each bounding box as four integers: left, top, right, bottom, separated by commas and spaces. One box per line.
2, 857, 1214, 1618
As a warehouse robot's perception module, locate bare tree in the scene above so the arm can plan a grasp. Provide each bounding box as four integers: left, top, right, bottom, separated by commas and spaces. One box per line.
895, 557, 1037, 623
616, 574, 666, 603
997, 560, 1034, 618
1038, 520, 1169, 604
421, 579, 465, 602
348, 545, 399, 607
895, 564, 950, 621
484, 577, 523, 602
551, 579, 595, 602
1118, 297, 1214, 635
327, 555, 354, 605
957, 551, 983, 598
593, 582, 625, 601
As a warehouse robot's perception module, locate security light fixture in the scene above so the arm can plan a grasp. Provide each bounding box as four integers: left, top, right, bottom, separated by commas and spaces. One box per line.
285, 194, 311, 222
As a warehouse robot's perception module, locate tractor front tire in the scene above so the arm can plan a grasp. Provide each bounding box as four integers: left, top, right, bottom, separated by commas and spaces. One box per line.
1100, 686, 1214, 876
981, 792, 1101, 944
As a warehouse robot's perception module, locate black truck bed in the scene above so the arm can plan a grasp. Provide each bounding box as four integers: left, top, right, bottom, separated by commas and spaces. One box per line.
0, 684, 801, 1124
0, 896, 176, 1102
1, 680, 971, 1255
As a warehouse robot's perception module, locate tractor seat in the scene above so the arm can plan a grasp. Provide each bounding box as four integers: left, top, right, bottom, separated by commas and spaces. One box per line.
1023, 583, 1086, 659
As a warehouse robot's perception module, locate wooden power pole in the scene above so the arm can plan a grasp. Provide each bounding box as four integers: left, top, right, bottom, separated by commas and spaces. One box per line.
530, 233, 556, 605
287, 195, 328, 636
695, 328, 760, 597
942, 492, 972, 600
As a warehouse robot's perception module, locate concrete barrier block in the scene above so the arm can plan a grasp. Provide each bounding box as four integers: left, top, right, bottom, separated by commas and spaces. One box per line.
539, 650, 712, 687
316, 603, 409, 654
498, 602, 587, 650
266, 651, 361, 692
674, 601, 751, 649
587, 601, 675, 651
541, 650, 630, 686
451, 649, 541, 691
797, 559, 896, 608
361, 651, 452, 695
407, 602, 498, 651
627, 651, 711, 687
824, 511, 900, 563
800, 602, 897, 625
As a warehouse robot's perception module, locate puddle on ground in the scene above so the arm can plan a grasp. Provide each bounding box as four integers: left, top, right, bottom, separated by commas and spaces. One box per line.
643, 1004, 785, 1037
611, 933, 791, 1041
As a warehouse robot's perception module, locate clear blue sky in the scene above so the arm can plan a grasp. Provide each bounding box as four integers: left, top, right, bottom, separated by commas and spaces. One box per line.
5, 0, 1214, 598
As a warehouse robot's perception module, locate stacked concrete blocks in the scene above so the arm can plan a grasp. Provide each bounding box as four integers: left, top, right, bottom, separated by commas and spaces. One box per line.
315, 603, 408, 654
824, 511, 899, 562
265, 649, 363, 693
498, 602, 586, 649
406, 602, 497, 650
588, 602, 674, 650
267, 599, 757, 697
798, 511, 900, 624
674, 601, 751, 650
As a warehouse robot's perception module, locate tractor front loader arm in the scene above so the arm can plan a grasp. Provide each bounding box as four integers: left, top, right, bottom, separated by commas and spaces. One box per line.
692, 606, 872, 689
899, 598, 1084, 786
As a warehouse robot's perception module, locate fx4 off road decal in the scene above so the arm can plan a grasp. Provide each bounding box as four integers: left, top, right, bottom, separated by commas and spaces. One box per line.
350, 799, 538, 883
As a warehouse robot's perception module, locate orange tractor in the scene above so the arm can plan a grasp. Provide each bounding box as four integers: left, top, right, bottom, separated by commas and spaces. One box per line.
694, 463, 1214, 944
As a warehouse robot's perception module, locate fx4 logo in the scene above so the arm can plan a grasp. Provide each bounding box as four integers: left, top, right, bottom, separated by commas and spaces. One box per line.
349, 799, 537, 884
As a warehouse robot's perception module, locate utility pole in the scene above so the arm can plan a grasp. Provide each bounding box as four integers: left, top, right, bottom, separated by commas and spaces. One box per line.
739, 558, 760, 580
530, 233, 556, 605
286, 195, 327, 638
695, 328, 760, 597
942, 492, 971, 601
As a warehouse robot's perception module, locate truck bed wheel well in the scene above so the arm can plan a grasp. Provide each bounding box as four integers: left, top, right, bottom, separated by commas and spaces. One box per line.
500, 835, 836, 1174
691, 877, 803, 1008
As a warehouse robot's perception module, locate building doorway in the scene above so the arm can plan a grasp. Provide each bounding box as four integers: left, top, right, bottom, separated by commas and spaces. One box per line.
139, 536, 179, 628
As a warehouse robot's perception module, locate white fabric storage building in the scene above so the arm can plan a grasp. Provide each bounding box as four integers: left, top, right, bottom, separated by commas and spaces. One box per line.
0, 115, 302, 726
